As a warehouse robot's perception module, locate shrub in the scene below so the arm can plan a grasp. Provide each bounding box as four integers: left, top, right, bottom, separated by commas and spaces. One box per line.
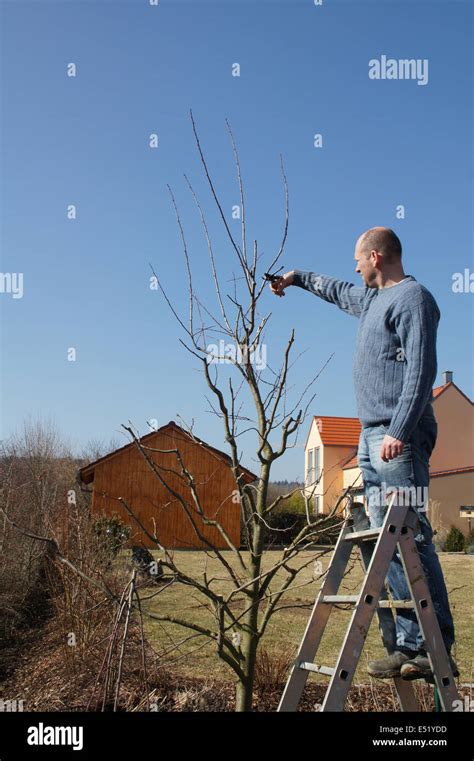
254, 645, 296, 694
463, 527, 474, 552
258, 509, 342, 548
93, 514, 131, 559
260, 510, 308, 547
444, 525, 465, 553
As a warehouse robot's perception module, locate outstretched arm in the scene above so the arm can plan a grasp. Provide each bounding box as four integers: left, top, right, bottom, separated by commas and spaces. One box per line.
270, 269, 368, 318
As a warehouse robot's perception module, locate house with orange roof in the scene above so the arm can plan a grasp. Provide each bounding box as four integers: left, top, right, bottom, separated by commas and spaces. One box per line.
304, 414, 362, 514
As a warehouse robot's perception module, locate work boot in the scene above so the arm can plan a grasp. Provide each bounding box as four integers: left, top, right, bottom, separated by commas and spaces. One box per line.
367, 650, 413, 679
400, 653, 460, 683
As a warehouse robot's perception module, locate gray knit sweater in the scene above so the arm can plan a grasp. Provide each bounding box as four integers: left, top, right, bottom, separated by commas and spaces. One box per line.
292, 270, 440, 442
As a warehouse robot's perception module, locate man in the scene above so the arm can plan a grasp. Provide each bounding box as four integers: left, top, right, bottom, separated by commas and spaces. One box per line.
270, 227, 457, 682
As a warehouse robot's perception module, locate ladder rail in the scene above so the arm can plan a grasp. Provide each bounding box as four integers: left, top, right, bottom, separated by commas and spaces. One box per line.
355, 516, 419, 712
277, 520, 354, 711
320, 499, 408, 711
398, 528, 460, 711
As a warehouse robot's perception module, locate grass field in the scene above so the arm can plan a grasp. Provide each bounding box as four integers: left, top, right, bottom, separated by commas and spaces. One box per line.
136, 548, 473, 687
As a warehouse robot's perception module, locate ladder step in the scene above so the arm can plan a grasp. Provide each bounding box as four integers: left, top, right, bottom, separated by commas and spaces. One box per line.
298, 661, 335, 676
322, 595, 358, 603
344, 528, 381, 542
321, 595, 415, 609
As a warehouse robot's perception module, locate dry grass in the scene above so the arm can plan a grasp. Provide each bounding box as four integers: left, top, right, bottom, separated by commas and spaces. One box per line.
4, 617, 470, 712
1, 547, 471, 712
136, 548, 473, 689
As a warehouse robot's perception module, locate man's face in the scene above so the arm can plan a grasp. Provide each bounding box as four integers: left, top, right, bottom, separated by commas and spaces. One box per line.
354, 244, 378, 287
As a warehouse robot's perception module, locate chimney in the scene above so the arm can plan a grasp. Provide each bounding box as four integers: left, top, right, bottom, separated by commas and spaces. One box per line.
442, 370, 453, 385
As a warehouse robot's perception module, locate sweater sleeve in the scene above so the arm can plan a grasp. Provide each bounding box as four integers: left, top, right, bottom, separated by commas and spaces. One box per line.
386, 295, 440, 443
292, 269, 367, 318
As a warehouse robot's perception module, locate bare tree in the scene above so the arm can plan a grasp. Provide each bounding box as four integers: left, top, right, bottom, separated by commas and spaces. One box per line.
0, 418, 72, 639
127, 111, 355, 711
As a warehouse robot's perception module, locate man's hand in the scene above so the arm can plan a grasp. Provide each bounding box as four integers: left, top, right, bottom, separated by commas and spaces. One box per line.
269, 270, 294, 297
380, 435, 405, 462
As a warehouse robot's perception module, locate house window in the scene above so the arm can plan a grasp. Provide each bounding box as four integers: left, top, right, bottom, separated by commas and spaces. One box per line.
314, 495, 320, 513
306, 449, 313, 486
306, 447, 321, 488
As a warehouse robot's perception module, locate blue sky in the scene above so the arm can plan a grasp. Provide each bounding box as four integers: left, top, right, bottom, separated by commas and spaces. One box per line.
1, 0, 473, 480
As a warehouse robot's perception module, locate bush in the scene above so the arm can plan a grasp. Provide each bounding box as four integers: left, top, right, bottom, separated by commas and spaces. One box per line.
239, 487, 344, 547
444, 525, 465, 553
259, 509, 342, 548
463, 527, 474, 552
254, 645, 296, 694
260, 510, 308, 547
93, 514, 131, 559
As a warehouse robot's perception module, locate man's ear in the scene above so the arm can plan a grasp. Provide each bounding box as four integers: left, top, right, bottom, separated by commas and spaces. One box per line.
371, 250, 382, 268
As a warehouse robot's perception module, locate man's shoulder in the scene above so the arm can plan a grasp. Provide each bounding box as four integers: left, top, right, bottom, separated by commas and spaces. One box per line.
396, 277, 440, 314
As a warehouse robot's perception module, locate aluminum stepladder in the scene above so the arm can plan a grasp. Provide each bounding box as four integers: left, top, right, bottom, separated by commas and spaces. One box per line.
277, 491, 460, 712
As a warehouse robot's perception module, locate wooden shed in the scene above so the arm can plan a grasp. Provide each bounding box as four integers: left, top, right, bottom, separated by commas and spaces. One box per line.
78, 421, 257, 549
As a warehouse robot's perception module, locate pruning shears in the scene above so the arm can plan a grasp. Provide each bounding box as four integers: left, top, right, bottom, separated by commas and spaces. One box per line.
262, 266, 284, 284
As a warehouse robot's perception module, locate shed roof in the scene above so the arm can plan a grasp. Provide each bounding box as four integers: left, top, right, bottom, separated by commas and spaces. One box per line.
78, 420, 258, 485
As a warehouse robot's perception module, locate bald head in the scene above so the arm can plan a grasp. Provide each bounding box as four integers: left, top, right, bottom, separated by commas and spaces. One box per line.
357, 227, 402, 263
354, 227, 405, 288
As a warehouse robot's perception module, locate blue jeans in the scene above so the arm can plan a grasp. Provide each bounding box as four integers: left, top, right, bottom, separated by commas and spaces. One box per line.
357, 419, 455, 654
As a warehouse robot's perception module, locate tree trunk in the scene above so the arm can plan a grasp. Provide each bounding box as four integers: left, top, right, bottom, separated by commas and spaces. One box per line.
234, 513, 263, 712
234, 625, 259, 711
